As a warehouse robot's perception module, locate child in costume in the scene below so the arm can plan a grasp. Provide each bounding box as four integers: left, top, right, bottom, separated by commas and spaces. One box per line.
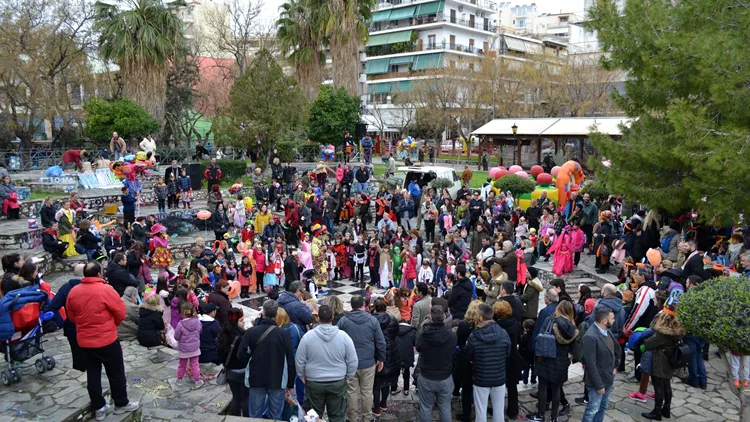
392, 245, 403, 288
238, 255, 254, 298
253, 242, 266, 295
149, 223, 174, 269
311, 224, 328, 293
331, 235, 347, 280
234, 194, 246, 228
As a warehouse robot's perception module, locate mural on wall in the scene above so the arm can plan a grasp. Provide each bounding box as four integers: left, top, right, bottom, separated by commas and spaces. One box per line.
18, 229, 43, 249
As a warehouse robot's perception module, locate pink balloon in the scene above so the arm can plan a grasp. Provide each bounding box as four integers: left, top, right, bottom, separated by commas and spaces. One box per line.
530, 165, 544, 177
551, 166, 561, 177
489, 167, 502, 179
508, 165, 523, 174
537, 173, 553, 185
496, 169, 510, 179
327, 144, 335, 151
516, 171, 529, 178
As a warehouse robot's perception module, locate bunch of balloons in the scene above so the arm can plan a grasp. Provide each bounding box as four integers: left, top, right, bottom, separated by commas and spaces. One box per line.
397, 136, 417, 152
320, 144, 336, 161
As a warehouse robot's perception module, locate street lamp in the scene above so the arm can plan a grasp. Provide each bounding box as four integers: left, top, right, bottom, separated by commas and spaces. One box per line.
512, 123, 519, 166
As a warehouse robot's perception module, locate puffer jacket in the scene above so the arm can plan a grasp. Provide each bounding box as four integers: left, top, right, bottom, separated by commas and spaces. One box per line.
174, 316, 202, 358
520, 277, 544, 319
535, 316, 577, 385
395, 322, 416, 369
373, 311, 401, 377
278, 291, 313, 329
658, 227, 680, 262
154, 183, 167, 200
117, 296, 140, 341
465, 321, 511, 387
644, 313, 684, 379
66, 277, 126, 348
485, 273, 508, 306
137, 305, 164, 347
448, 277, 473, 320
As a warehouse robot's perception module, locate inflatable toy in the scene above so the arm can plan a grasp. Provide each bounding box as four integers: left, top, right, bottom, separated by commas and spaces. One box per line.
320, 145, 335, 161
228, 183, 243, 195
515, 171, 529, 178
196, 210, 212, 220
536, 173, 553, 185
530, 165, 544, 177
489, 167, 503, 179
496, 169, 509, 179
227, 280, 240, 299
508, 165, 523, 174
551, 166, 561, 177
646, 248, 662, 267
555, 161, 585, 206
237, 241, 248, 253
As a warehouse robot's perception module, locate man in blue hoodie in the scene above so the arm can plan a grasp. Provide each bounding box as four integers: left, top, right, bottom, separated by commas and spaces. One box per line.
296, 305, 358, 422
337, 296, 386, 422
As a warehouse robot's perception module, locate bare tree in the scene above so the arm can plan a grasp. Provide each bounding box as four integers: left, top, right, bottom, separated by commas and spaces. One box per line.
201, 0, 264, 76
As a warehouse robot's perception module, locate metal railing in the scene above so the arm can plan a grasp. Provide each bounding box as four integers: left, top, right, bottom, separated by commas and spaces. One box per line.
376, 0, 496, 10
370, 12, 496, 34
366, 40, 490, 58
0, 148, 196, 172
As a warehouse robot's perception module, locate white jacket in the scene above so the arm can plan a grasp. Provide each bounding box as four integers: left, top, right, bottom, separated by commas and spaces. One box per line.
140, 137, 156, 155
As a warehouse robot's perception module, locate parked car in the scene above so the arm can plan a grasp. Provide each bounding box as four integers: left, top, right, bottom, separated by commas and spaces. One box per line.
397, 166, 462, 198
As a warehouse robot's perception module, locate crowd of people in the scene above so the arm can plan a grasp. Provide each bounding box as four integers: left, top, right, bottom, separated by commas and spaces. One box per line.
1, 141, 749, 422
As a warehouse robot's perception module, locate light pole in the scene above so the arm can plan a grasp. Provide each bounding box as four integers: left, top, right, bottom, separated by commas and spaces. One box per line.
512, 123, 519, 166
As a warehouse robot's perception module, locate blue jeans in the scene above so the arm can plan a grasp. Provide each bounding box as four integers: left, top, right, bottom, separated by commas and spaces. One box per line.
248, 387, 285, 420
582, 382, 613, 422
358, 182, 368, 194
684, 334, 707, 385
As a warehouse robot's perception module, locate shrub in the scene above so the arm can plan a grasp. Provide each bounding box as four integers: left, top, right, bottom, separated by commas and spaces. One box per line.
581, 179, 611, 202
200, 160, 249, 184
276, 131, 315, 162
431, 177, 453, 192
492, 175, 536, 196
385, 173, 405, 190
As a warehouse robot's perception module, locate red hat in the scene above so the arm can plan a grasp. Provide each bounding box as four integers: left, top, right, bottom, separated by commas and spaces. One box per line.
150, 223, 166, 236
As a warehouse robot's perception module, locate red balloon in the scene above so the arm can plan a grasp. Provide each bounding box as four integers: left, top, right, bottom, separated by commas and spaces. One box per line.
536, 173, 553, 185
489, 167, 503, 179
496, 169, 510, 179
530, 165, 544, 177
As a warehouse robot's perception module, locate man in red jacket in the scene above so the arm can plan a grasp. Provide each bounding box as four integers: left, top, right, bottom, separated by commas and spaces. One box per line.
203, 157, 222, 193
66, 262, 140, 420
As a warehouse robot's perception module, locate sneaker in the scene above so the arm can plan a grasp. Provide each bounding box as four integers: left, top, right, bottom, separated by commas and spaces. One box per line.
574, 397, 588, 405
380, 403, 388, 410
734, 380, 741, 388
194, 380, 204, 388
113, 401, 141, 415
624, 376, 640, 384
558, 404, 571, 416
628, 391, 647, 403
403, 389, 409, 396
647, 393, 656, 399
391, 389, 401, 395
526, 413, 545, 422
372, 408, 381, 416
95, 405, 112, 421
176, 378, 184, 386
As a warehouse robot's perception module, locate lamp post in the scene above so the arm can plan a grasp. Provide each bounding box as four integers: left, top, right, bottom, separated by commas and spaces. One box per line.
512, 123, 519, 166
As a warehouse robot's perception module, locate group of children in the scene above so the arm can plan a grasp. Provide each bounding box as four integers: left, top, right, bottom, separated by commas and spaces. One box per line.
153, 169, 193, 213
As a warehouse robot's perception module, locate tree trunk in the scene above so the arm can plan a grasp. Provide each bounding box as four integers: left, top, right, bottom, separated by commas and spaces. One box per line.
329, 6, 361, 96
720, 349, 750, 422
120, 60, 168, 123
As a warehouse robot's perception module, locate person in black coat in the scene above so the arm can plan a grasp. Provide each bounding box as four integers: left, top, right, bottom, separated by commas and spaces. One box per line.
40, 197, 56, 228
106, 253, 138, 297
198, 304, 222, 364
680, 239, 710, 284
392, 321, 416, 395
76, 222, 102, 261
372, 299, 400, 415
498, 280, 524, 323
42, 224, 68, 259
212, 203, 229, 241
527, 301, 578, 422
455, 301, 480, 422
448, 263, 472, 320
495, 301, 522, 419
43, 267, 84, 371
217, 308, 248, 416
137, 294, 165, 347
283, 253, 300, 291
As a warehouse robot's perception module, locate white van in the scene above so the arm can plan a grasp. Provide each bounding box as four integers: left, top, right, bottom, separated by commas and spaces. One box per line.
397, 166, 463, 198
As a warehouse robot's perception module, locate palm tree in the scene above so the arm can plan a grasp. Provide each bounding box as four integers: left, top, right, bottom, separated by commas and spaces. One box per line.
320, 0, 375, 95
95, 0, 184, 122
276, 0, 326, 101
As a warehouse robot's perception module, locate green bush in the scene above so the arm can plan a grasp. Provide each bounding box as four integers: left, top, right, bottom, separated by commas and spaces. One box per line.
277, 131, 315, 162
678, 276, 750, 355
431, 177, 454, 191
200, 160, 249, 184
581, 179, 611, 202
492, 175, 537, 196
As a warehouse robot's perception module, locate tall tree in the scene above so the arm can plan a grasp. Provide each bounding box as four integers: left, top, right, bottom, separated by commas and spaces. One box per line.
308, 85, 361, 146
587, 0, 750, 219
201, 0, 264, 77
216, 49, 308, 160
320, 0, 374, 95
95, 0, 184, 122
276, 0, 326, 101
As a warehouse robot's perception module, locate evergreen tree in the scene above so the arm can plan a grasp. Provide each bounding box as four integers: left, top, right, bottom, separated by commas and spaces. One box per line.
587, 0, 750, 220
307, 85, 361, 146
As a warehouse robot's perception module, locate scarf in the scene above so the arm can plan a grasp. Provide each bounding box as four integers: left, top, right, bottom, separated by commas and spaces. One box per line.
682, 250, 700, 270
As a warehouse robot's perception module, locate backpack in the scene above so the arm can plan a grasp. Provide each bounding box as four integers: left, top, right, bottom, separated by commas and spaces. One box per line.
669, 341, 691, 369
572, 320, 587, 364
661, 233, 677, 253
361, 137, 373, 148
534, 317, 557, 358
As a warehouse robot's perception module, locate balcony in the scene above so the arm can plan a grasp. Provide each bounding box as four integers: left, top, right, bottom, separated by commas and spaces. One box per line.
365, 40, 489, 57
369, 12, 497, 34
377, 0, 496, 9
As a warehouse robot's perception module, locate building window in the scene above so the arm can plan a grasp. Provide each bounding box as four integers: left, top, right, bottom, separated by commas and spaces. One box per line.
428, 34, 436, 49
518, 19, 526, 28
560, 16, 568, 23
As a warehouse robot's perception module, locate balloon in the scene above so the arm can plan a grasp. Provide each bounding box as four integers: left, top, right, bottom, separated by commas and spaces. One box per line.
508, 165, 523, 174
551, 166, 561, 177
646, 248, 662, 267
237, 242, 248, 253
196, 210, 212, 220
227, 280, 241, 299
516, 171, 529, 178
327, 144, 335, 151
530, 165, 544, 177
536, 173, 553, 185
496, 169, 510, 179
122, 163, 133, 174
489, 167, 502, 179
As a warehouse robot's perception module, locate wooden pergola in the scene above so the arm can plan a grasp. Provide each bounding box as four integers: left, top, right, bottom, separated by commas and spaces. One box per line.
472, 117, 631, 167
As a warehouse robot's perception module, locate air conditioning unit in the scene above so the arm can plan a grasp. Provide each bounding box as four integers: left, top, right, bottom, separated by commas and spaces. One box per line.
458, 5, 463, 12
479, 11, 485, 17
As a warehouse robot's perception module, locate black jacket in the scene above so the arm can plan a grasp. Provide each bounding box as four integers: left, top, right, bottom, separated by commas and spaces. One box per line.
465, 322, 511, 387
137, 307, 165, 348
535, 316, 577, 384
77, 230, 100, 251
237, 318, 296, 389
199, 315, 221, 364
497, 317, 522, 385
40, 204, 56, 228
373, 311, 401, 377
44, 278, 81, 339
448, 277, 473, 320
42, 231, 63, 253
126, 250, 143, 279
680, 253, 710, 284
212, 211, 229, 232
498, 295, 524, 324
416, 322, 457, 381
395, 322, 416, 369
106, 261, 137, 297
219, 329, 247, 372
355, 168, 369, 183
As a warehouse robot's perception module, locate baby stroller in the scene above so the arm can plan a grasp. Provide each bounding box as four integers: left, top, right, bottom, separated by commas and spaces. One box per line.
0, 286, 56, 386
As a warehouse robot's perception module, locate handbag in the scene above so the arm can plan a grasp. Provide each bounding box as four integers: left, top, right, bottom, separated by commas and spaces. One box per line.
216, 337, 239, 385
534, 317, 557, 358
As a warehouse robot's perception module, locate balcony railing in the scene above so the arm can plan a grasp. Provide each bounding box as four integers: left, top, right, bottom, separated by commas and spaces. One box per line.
369, 12, 497, 33
365, 40, 489, 57
376, 0, 496, 10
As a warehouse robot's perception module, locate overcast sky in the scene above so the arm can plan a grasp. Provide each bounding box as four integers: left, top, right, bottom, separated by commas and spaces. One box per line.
256, 0, 585, 25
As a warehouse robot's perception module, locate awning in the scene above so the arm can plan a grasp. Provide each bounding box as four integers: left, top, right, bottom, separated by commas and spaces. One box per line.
392, 80, 412, 93
366, 30, 412, 46
412, 53, 443, 70
471, 117, 633, 137
389, 55, 414, 65
368, 82, 392, 94
365, 58, 391, 74
388, 6, 416, 20
416, 1, 443, 16
370, 9, 392, 22
504, 36, 543, 54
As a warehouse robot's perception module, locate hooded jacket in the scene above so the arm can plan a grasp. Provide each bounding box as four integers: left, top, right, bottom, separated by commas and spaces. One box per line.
587, 296, 626, 340
417, 322, 457, 381
174, 316, 202, 358
658, 227, 680, 261
66, 277, 126, 348
465, 321, 511, 387
373, 311, 401, 377
137, 305, 164, 348
448, 277, 473, 320
644, 312, 684, 379
278, 291, 313, 329
624, 280, 658, 334
295, 324, 358, 382
337, 309, 386, 369
395, 322, 416, 369
198, 314, 221, 364
535, 316, 577, 384
520, 277, 544, 319
117, 295, 140, 341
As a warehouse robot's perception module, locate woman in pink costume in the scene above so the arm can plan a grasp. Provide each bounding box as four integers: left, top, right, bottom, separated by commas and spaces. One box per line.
298, 233, 314, 271
548, 225, 575, 276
